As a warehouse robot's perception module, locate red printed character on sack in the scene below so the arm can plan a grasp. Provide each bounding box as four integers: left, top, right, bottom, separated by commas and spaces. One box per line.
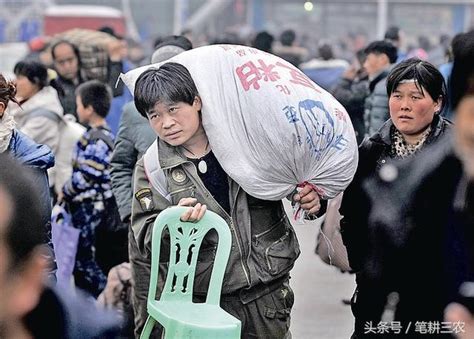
236, 59, 281, 91
276, 62, 321, 93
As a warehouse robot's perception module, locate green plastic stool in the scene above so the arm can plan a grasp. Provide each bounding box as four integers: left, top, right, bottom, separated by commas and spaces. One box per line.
140, 206, 241, 339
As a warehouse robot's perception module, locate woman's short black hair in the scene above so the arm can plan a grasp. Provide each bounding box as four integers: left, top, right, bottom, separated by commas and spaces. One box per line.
13, 60, 49, 90
386, 58, 447, 113
134, 62, 199, 117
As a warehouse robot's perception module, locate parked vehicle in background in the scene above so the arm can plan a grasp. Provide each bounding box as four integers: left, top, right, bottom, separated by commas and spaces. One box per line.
43, 5, 126, 37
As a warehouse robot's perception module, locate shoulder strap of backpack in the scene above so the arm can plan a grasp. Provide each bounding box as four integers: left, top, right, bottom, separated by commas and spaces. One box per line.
89, 128, 115, 150
29, 109, 62, 123
143, 140, 171, 202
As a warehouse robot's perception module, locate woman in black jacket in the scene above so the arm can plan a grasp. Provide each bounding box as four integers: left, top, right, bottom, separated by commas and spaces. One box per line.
339, 58, 452, 337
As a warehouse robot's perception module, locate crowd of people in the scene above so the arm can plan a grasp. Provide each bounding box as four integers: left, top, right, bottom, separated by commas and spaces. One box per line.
0, 23, 472, 339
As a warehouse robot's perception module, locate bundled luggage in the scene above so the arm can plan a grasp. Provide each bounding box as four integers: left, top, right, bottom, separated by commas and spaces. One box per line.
122, 45, 358, 201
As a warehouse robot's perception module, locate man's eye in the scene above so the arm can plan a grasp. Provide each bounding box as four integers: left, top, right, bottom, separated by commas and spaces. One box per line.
169, 107, 177, 113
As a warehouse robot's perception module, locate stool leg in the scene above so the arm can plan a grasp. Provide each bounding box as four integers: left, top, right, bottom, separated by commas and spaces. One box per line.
140, 316, 156, 339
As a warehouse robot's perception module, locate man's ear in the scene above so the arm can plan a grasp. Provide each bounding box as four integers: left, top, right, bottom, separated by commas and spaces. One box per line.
85, 104, 95, 116
8, 250, 47, 319
194, 96, 202, 111
380, 53, 390, 66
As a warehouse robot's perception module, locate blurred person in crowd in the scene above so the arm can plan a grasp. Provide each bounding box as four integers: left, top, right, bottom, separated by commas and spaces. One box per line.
363, 40, 398, 136
354, 30, 474, 338
439, 33, 466, 121
331, 49, 369, 144
339, 58, 452, 337
406, 35, 431, 61
8, 60, 66, 197
127, 39, 147, 67
131, 62, 320, 338
300, 41, 349, 91
0, 73, 56, 280
25, 36, 53, 67
62, 80, 116, 298
0, 152, 121, 338
429, 34, 452, 67
51, 40, 83, 118
273, 28, 308, 67
384, 26, 407, 62
252, 31, 274, 53
110, 34, 192, 338
51, 38, 125, 121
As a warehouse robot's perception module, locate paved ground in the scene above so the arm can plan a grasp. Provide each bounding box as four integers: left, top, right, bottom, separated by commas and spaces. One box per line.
286, 204, 355, 339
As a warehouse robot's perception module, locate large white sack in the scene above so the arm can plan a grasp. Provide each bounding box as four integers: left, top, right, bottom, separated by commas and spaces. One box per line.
121, 45, 358, 201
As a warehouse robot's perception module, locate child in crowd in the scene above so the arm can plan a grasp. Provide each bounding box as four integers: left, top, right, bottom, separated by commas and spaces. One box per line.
62, 80, 116, 297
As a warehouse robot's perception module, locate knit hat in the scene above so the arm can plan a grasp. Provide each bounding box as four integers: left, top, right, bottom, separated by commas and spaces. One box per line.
151, 45, 186, 64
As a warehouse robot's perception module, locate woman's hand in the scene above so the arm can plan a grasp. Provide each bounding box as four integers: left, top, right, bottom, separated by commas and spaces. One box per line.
292, 184, 321, 215
178, 197, 207, 222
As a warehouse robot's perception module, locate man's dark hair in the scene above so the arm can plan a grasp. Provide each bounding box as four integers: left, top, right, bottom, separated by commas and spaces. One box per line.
0, 153, 44, 271
76, 80, 112, 118
318, 43, 334, 61
384, 26, 400, 42
386, 58, 447, 114
50, 39, 81, 62
252, 31, 274, 53
280, 29, 296, 46
364, 40, 398, 64
449, 30, 474, 111
134, 62, 199, 117
156, 35, 193, 51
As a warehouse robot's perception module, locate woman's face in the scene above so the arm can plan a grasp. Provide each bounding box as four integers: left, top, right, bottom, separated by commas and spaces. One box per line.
147, 97, 203, 147
389, 81, 441, 141
15, 75, 39, 101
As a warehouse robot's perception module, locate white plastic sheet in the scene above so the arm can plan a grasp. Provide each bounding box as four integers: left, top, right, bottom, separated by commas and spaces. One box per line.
121, 45, 358, 201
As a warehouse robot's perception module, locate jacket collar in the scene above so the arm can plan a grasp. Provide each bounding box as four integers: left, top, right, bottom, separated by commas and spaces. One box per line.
157, 138, 188, 169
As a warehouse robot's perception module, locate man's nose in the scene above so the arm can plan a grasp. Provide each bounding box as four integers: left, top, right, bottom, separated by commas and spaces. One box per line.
162, 115, 174, 128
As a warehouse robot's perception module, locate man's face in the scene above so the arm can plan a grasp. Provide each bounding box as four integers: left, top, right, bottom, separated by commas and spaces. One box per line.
53, 43, 79, 80
147, 97, 203, 148
454, 96, 474, 178
363, 52, 389, 78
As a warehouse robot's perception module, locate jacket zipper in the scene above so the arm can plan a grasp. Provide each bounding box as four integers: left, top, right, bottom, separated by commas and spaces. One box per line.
183, 161, 251, 286
169, 186, 195, 195
265, 230, 289, 272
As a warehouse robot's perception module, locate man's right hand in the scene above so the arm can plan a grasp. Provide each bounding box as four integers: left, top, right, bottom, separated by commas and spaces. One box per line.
178, 197, 207, 222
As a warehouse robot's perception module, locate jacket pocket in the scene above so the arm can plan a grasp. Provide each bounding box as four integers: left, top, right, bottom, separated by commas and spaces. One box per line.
252, 217, 300, 283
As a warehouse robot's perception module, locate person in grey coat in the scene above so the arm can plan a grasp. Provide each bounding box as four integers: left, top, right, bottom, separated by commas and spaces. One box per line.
363, 41, 398, 137
110, 35, 192, 338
